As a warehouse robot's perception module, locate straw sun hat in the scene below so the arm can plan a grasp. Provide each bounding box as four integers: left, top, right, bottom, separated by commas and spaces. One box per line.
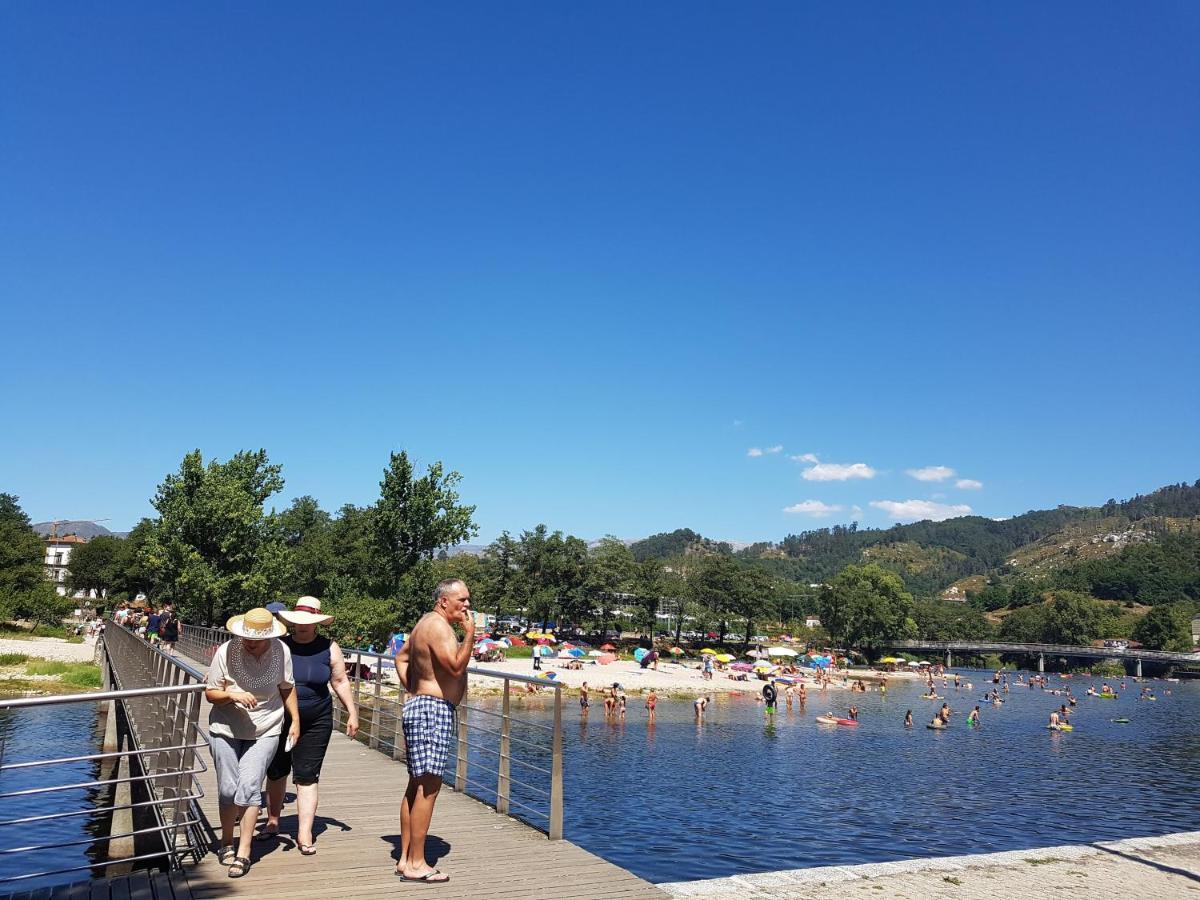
226, 607, 287, 639
277, 596, 334, 626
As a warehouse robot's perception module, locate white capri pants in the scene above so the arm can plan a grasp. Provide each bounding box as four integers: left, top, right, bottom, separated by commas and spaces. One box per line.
211, 733, 278, 808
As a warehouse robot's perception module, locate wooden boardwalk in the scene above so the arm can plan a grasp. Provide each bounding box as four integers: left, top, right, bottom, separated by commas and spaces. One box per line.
180, 656, 664, 899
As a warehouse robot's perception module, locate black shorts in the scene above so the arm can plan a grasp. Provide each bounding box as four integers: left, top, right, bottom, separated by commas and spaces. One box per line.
267, 702, 334, 785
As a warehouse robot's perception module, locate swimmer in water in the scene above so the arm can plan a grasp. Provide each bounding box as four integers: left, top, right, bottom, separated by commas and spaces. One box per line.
694, 695, 708, 720
848, 705, 859, 721
904, 709, 913, 727
966, 705, 980, 728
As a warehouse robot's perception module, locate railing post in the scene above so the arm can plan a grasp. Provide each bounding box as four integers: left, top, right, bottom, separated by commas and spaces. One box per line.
370, 656, 382, 750
497, 678, 511, 815
549, 684, 563, 840
454, 702, 468, 792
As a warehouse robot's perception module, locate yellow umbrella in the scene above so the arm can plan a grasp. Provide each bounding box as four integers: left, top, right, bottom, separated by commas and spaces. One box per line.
879, 656, 904, 664
714, 653, 735, 663
700, 648, 718, 655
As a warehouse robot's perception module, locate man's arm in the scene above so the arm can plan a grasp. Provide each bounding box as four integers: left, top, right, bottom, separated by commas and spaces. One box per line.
429, 614, 475, 678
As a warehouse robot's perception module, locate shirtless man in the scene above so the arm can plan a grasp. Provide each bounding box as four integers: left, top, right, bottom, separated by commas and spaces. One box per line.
393, 579, 474, 884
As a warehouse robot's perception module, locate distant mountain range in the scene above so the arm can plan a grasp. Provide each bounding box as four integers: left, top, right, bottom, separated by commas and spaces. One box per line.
32, 521, 126, 540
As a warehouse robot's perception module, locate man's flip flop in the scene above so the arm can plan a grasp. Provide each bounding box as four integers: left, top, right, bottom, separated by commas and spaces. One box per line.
396, 869, 449, 883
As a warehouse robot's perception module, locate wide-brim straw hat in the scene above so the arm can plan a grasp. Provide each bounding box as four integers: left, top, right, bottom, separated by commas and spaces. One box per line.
277, 596, 334, 626
227, 607, 287, 639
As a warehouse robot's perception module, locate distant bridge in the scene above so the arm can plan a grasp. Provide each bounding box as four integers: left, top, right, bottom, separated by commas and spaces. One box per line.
880, 639, 1200, 676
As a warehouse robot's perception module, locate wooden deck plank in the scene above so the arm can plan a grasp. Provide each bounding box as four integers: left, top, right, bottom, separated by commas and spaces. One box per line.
174, 649, 664, 898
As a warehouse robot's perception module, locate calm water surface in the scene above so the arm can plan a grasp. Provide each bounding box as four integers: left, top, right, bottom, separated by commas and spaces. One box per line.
470, 670, 1200, 882
0, 702, 106, 891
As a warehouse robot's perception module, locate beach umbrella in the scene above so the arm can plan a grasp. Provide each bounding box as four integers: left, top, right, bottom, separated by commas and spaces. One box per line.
767, 647, 797, 657
669, 647, 685, 655
714, 653, 735, 663
386, 632, 407, 656
600, 643, 617, 651
879, 656, 904, 664
633, 647, 649, 663
588, 650, 604, 657
537, 637, 552, 645
747, 649, 768, 658
906, 660, 922, 667
566, 648, 585, 657
598, 653, 616, 664
507, 635, 527, 647
699, 648, 718, 655
497, 637, 512, 647
561, 642, 576, 650
537, 671, 557, 680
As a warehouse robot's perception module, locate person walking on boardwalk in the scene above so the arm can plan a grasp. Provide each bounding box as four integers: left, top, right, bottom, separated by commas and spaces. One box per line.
204, 608, 299, 879
261, 597, 359, 854
393, 579, 475, 884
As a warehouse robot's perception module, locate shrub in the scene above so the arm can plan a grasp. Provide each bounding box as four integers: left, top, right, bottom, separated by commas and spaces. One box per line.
0, 652, 29, 665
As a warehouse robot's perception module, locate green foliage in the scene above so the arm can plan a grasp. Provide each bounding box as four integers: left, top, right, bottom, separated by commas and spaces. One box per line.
1132, 602, 1196, 651
66, 535, 124, 597
912, 600, 995, 641
24, 659, 102, 688
274, 495, 335, 598
1051, 532, 1200, 605
0, 494, 50, 618
141, 449, 289, 625
818, 564, 916, 651
372, 451, 477, 596
0, 652, 29, 665
321, 585, 406, 650
1090, 660, 1125, 677
630, 528, 732, 562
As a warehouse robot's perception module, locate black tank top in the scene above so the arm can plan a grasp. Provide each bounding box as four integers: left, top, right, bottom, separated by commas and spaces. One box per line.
284, 635, 332, 711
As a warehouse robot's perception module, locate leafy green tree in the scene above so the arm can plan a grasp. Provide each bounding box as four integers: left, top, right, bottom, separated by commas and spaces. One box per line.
513, 525, 588, 628
1133, 602, 1196, 651
0, 494, 48, 621
818, 564, 916, 652
584, 537, 637, 636
275, 495, 334, 598
692, 554, 744, 644
66, 535, 124, 598
141, 449, 289, 625
480, 531, 520, 625
737, 568, 778, 644
998, 603, 1049, 643
328, 504, 376, 589
372, 451, 477, 597
1041, 591, 1105, 645
913, 600, 995, 641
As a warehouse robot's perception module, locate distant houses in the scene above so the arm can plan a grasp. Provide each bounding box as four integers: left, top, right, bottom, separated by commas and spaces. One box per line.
43, 533, 89, 597
1192, 615, 1200, 648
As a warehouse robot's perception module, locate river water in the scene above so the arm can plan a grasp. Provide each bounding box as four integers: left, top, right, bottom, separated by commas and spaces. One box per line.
0, 701, 107, 892
469, 670, 1200, 883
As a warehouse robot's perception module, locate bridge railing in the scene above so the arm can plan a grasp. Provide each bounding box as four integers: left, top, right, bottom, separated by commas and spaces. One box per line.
178, 623, 566, 839
0, 626, 210, 887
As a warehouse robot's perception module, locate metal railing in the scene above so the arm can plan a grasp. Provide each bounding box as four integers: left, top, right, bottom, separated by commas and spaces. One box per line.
0, 627, 210, 886
178, 623, 566, 839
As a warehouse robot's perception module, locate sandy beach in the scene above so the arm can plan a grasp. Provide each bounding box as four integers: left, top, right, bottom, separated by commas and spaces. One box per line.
466, 658, 927, 697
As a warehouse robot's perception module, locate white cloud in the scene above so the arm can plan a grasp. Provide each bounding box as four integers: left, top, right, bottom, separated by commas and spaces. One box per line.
803, 462, 876, 481
906, 465, 956, 482
870, 499, 973, 522
956, 479, 983, 490
747, 447, 764, 457
783, 500, 844, 517
765, 445, 783, 454
850, 505, 863, 517
790, 452, 820, 463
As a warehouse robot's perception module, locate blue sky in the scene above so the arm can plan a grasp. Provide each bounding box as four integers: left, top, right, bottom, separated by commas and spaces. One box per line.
2, 3, 1198, 544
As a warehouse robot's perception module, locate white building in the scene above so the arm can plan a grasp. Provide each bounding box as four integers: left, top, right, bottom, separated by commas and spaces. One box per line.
42, 534, 100, 599
804, 615, 822, 629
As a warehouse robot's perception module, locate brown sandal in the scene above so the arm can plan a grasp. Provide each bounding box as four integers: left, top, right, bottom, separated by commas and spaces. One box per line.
228, 856, 251, 878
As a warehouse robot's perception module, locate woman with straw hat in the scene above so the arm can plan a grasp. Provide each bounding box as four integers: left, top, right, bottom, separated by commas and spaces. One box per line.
204, 607, 299, 878
261, 596, 359, 855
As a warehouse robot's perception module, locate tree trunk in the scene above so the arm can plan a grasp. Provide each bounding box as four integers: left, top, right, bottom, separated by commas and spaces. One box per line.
745, 618, 754, 644
719, 619, 727, 645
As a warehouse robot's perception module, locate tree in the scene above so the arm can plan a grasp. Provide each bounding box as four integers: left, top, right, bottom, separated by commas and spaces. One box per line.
275, 495, 334, 598
584, 537, 637, 637
141, 449, 289, 625
1041, 591, 1105, 645
67, 535, 124, 598
692, 555, 744, 644
913, 600, 995, 641
1133, 602, 1196, 652
480, 531, 520, 625
373, 451, 477, 597
818, 564, 916, 652
512, 525, 588, 628
0, 494, 48, 620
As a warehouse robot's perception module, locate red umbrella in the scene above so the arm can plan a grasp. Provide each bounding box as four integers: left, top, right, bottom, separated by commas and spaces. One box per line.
537, 638, 551, 645
598, 653, 616, 664
600, 643, 616, 651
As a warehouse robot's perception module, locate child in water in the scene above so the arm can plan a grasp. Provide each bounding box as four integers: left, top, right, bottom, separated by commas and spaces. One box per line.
904, 709, 913, 727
